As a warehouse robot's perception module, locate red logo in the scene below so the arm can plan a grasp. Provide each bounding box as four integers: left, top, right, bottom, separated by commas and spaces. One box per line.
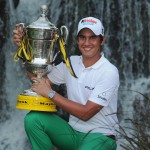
81, 19, 97, 24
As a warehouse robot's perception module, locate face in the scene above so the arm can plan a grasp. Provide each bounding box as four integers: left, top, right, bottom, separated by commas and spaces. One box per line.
77, 28, 103, 62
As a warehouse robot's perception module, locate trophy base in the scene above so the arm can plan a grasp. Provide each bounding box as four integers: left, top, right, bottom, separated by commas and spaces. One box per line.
16, 93, 57, 112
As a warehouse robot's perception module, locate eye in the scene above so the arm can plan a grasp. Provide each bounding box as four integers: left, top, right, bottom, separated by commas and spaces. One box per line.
78, 35, 85, 40
90, 35, 98, 40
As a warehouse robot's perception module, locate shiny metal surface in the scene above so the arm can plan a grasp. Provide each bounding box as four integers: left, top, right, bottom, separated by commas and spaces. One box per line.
27, 28, 58, 40
28, 39, 54, 64
22, 5, 59, 77
25, 63, 49, 77
18, 5, 68, 78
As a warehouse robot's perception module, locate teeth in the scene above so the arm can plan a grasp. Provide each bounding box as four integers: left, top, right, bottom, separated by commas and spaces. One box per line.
84, 48, 91, 51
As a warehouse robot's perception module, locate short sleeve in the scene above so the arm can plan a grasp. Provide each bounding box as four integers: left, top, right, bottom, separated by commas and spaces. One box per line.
47, 62, 66, 85
88, 70, 119, 106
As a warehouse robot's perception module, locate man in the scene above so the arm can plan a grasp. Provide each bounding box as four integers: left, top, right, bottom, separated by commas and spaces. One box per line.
13, 16, 119, 150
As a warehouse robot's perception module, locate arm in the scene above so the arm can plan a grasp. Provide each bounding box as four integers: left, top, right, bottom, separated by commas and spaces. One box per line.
51, 94, 103, 121
31, 77, 103, 121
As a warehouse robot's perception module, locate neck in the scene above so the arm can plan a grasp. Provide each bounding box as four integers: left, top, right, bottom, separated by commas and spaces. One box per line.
82, 54, 101, 68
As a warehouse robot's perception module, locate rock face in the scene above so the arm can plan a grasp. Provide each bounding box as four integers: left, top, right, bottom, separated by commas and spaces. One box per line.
0, 0, 150, 149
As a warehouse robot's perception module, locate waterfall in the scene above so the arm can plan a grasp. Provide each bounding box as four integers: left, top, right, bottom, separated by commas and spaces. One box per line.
0, 0, 150, 149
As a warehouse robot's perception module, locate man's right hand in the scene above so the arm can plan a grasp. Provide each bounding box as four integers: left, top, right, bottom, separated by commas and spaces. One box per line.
13, 24, 23, 47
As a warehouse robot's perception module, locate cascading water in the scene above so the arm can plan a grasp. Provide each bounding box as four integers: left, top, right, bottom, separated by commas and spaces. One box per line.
0, 0, 150, 149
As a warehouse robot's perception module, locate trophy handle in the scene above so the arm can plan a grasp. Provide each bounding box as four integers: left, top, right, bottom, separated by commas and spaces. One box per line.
58, 26, 77, 78
60, 26, 68, 44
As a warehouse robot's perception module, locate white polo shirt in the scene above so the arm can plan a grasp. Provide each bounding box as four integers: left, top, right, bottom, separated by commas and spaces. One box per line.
48, 54, 119, 136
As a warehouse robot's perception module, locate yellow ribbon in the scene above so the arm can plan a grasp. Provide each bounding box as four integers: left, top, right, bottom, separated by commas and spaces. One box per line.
59, 38, 77, 78
14, 31, 33, 62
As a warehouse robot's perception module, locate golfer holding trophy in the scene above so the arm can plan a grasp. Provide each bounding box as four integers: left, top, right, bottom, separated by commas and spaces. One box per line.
13, 5, 119, 149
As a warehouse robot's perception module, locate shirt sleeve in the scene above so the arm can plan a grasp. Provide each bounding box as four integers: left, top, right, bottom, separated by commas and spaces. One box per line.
47, 62, 66, 85
88, 70, 119, 106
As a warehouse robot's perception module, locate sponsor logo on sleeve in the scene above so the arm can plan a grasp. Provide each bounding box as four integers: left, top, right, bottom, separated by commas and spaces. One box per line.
97, 92, 107, 101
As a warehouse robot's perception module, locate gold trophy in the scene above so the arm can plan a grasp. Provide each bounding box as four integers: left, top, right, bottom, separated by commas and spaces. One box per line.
14, 5, 76, 112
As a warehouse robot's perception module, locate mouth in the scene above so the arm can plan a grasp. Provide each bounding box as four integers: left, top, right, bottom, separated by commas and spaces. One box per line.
84, 48, 92, 51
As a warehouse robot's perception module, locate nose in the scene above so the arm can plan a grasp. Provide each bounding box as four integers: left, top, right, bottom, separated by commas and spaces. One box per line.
83, 37, 90, 45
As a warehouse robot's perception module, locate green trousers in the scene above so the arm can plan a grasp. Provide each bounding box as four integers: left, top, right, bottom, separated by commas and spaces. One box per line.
24, 111, 117, 150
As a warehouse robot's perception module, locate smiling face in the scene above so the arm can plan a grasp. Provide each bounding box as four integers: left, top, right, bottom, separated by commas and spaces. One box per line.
77, 28, 103, 67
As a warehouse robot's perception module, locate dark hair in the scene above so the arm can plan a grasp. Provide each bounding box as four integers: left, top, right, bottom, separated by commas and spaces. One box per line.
99, 35, 103, 42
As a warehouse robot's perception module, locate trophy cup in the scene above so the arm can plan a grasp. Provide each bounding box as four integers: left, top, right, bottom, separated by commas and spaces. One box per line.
14, 5, 69, 112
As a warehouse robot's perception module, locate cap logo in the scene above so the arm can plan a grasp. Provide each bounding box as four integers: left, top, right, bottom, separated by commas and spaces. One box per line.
81, 19, 97, 25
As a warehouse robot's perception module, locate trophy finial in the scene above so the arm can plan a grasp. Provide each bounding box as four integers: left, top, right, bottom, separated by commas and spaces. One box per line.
40, 5, 48, 16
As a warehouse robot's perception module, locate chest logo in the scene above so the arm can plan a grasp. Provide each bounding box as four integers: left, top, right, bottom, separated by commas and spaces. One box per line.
85, 86, 94, 90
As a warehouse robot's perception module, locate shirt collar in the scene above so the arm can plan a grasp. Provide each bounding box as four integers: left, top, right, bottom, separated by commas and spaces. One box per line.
79, 53, 107, 69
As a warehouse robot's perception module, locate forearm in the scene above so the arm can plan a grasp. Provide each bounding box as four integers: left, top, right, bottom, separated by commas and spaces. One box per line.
51, 92, 102, 121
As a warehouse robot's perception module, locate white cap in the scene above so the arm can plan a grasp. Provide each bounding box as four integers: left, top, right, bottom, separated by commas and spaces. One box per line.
77, 17, 104, 36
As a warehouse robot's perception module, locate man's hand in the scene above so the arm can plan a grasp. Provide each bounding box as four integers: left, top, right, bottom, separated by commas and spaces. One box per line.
31, 77, 52, 97
13, 24, 23, 47
26, 71, 36, 80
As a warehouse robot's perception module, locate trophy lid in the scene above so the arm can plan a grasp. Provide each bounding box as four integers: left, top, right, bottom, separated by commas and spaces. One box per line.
27, 5, 57, 30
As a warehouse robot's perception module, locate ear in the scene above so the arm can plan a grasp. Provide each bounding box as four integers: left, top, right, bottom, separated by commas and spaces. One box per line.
101, 36, 106, 46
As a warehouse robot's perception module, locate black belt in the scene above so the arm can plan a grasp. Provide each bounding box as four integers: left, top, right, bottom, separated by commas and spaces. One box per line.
107, 135, 116, 140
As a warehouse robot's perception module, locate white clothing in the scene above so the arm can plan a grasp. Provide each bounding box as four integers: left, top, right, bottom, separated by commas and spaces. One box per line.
48, 54, 119, 136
